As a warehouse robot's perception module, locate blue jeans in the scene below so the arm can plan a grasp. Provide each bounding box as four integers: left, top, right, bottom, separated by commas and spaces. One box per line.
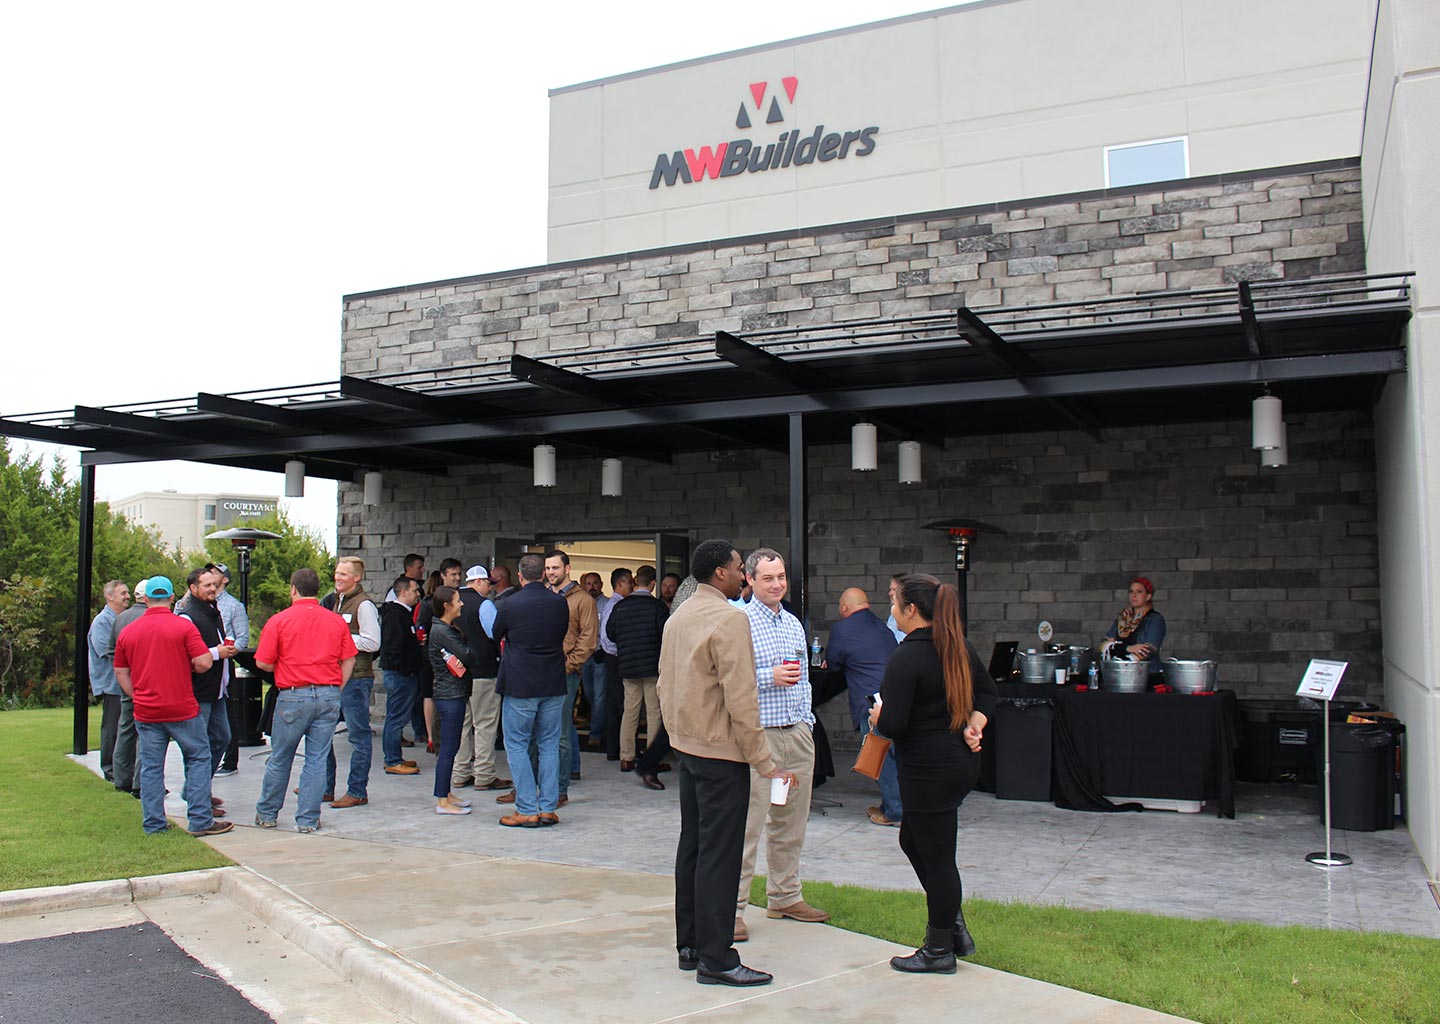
198, 698, 231, 778
382, 672, 418, 767
862, 719, 903, 822
505, 695, 563, 815
554, 672, 581, 794
433, 697, 466, 800
136, 715, 212, 834
581, 657, 608, 738
258, 685, 342, 829
325, 676, 373, 799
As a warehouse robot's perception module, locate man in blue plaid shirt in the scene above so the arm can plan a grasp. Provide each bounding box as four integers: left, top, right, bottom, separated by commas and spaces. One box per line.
734, 547, 829, 941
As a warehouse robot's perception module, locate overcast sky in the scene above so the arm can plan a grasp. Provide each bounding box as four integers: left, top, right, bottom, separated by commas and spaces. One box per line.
0, 0, 956, 547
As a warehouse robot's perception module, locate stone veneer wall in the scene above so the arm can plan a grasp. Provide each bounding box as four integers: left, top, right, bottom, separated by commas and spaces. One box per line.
339, 159, 1379, 739
342, 159, 1363, 376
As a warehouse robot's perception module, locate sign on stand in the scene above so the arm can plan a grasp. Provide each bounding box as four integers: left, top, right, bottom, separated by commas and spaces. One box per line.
1300, 659, 1351, 868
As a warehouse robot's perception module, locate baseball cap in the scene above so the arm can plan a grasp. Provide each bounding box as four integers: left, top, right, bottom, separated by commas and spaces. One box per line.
143, 576, 175, 599
464, 565, 493, 583
211, 562, 231, 579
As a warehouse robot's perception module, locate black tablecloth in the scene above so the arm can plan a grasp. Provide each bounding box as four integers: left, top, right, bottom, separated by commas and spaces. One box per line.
809, 666, 847, 787
1049, 689, 1242, 818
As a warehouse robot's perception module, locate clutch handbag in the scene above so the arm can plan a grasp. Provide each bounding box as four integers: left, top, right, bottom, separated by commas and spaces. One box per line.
852, 730, 891, 781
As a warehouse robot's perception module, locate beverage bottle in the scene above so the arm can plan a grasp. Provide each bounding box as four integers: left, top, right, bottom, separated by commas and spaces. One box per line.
1087, 663, 1100, 690
810, 636, 823, 667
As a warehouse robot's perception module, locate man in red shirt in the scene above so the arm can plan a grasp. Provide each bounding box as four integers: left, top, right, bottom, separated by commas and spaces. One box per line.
254, 568, 358, 832
114, 577, 234, 836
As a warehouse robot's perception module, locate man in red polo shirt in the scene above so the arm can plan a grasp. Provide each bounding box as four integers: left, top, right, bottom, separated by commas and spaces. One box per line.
253, 567, 358, 832
114, 576, 234, 836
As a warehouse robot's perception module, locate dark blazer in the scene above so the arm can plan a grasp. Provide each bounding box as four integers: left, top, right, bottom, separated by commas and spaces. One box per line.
378, 601, 424, 677
605, 590, 668, 678
492, 581, 569, 699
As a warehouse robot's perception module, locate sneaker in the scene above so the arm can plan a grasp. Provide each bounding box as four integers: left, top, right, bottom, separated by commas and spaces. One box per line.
296, 824, 321, 834
254, 816, 278, 829
213, 767, 237, 778
189, 821, 235, 836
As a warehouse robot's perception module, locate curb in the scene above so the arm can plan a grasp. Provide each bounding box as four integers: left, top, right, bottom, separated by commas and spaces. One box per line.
0, 868, 227, 919
219, 870, 525, 1024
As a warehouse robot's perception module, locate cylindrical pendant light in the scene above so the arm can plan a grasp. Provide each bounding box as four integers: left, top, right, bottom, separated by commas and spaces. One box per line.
1252, 395, 1282, 450
851, 422, 878, 471
284, 460, 305, 498
362, 471, 383, 505
601, 458, 623, 497
533, 444, 557, 487
1261, 422, 1288, 468
898, 441, 922, 484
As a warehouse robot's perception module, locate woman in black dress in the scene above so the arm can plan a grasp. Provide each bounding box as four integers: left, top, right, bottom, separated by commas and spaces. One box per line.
870, 573, 997, 974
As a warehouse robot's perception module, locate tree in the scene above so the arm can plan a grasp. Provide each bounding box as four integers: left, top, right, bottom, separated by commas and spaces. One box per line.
201, 506, 334, 631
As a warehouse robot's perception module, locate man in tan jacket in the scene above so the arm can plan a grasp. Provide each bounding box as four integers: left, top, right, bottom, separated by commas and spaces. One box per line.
545, 550, 598, 805
658, 539, 794, 989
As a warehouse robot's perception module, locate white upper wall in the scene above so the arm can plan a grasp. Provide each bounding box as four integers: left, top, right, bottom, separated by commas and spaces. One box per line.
547, 0, 1373, 262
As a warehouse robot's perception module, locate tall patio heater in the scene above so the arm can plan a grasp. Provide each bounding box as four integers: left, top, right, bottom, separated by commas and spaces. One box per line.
922, 519, 1005, 631
204, 526, 282, 611
205, 526, 282, 747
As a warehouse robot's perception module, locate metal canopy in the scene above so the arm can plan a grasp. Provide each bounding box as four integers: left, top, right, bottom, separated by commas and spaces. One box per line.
0, 273, 1413, 477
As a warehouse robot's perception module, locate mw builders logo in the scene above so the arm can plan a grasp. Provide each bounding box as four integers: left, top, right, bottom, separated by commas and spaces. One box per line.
648, 76, 878, 190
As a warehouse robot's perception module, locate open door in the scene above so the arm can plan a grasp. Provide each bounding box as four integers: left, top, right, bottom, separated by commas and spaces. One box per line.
657, 532, 690, 584
493, 537, 545, 573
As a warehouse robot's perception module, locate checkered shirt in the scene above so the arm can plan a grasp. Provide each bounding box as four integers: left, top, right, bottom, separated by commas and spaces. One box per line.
745, 599, 814, 729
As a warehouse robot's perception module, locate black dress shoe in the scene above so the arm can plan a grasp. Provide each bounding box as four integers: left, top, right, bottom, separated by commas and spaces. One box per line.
677, 947, 699, 971
697, 963, 773, 987
954, 909, 977, 958
889, 926, 957, 974
639, 773, 665, 791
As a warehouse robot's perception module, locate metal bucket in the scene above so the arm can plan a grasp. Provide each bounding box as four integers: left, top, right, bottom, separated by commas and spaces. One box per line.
1100, 658, 1151, 693
1017, 649, 1067, 684
1166, 659, 1217, 694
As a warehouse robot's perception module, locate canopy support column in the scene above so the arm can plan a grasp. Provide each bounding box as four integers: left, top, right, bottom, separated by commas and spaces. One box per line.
787, 412, 808, 625
72, 465, 95, 756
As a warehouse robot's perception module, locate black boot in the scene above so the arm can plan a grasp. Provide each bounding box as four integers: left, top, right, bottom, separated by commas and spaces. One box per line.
889, 926, 957, 974
953, 906, 977, 958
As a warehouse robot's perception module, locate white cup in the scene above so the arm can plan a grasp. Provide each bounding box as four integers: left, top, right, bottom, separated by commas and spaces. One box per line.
1055, 668, 1067, 685
770, 776, 790, 806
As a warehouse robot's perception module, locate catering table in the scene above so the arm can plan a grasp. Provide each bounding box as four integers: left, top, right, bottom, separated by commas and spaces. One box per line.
1048, 688, 1242, 818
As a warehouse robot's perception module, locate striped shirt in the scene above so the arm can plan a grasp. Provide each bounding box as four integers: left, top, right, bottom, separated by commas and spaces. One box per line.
745, 599, 814, 729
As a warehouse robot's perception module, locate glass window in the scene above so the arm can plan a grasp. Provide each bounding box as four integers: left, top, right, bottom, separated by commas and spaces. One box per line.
204, 503, 217, 521
1105, 137, 1189, 188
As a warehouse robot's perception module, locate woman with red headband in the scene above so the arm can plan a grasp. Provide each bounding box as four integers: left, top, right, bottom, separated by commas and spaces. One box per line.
1102, 577, 1166, 667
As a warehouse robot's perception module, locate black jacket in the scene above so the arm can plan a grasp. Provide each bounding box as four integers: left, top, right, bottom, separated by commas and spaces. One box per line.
876, 629, 998, 746
177, 595, 225, 702
605, 591, 667, 678
378, 601, 424, 677
427, 619, 477, 702
492, 582, 568, 699
458, 588, 499, 677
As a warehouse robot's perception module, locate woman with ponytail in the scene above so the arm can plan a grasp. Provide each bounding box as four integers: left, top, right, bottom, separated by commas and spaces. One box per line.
869, 573, 997, 974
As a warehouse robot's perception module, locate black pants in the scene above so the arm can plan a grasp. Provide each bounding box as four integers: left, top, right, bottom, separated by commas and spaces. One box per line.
222, 691, 243, 770
898, 808, 963, 930
675, 751, 749, 971
99, 693, 122, 778
636, 725, 671, 774
603, 654, 624, 758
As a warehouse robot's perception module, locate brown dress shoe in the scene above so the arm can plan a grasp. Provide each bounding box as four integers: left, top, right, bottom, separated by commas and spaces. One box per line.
557, 794, 569, 807
385, 764, 420, 775
499, 813, 540, 828
401, 759, 418, 768
476, 778, 513, 790
734, 915, 749, 942
496, 790, 516, 804
639, 773, 665, 791
766, 900, 830, 923
537, 812, 560, 826
330, 794, 369, 809
619, 759, 635, 772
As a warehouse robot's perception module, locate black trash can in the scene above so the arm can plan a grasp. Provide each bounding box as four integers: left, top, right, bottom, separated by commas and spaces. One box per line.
1321, 721, 1403, 831
994, 699, 1053, 801
231, 669, 266, 746
1237, 699, 1321, 783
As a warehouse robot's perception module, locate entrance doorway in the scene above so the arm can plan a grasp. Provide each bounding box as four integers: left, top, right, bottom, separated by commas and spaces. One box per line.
492, 532, 690, 596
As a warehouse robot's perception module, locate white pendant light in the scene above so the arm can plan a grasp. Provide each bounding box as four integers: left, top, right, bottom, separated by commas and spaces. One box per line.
533, 444, 557, 487
362, 471, 383, 505
284, 460, 305, 498
1261, 422, 1288, 468
851, 422, 878, 471
1252, 395, 1282, 450
898, 441, 922, 484
601, 458, 623, 497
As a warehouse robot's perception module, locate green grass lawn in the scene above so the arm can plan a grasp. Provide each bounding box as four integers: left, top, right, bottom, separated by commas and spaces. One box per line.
752, 873, 1440, 1023
0, 706, 231, 892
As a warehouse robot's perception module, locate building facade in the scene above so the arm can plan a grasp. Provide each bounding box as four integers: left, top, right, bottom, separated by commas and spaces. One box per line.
112, 490, 278, 552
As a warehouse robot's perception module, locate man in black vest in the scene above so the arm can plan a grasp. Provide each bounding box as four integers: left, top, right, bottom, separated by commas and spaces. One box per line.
607, 564, 669, 771
452, 566, 510, 792
322, 556, 381, 808
176, 567, 239, 803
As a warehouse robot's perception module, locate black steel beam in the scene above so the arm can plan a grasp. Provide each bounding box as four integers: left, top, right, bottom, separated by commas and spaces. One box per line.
196, 392, 320, 431
73, 465, 95, 756
1237, 282, 1266, 358
77, 349, 1407, 467
72, 405, 207, 442
0, 416, 90, 447
339, 375, 489, 420
510, 354, 631, 406
788, 412, 808, 625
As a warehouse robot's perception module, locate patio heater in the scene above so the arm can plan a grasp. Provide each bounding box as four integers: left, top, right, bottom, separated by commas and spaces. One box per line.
922, 519, 1005, 631
204, 526, 282, 610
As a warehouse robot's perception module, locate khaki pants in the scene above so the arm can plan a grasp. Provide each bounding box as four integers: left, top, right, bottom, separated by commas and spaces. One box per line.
452, 678, 503, 787
737, 724, 815, 912
620, 676, 660, 761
